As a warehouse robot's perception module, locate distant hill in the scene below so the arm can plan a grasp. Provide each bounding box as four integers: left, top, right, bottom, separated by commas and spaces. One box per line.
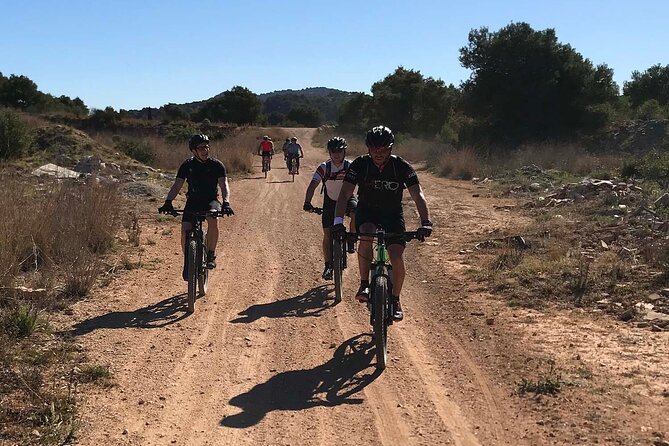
259, 87, 356, 123
130, 87, 357, 124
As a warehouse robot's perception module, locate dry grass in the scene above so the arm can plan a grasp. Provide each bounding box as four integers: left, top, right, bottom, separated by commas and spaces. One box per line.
437, 147, 487, 180
0, 174, 124, 444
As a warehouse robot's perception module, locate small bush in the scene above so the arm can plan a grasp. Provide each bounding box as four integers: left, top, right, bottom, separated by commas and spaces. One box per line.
517, 363, 563, 395
438, 148, 481, 179
79, 364, 112, 383
62, 254, 101, 299
114, 137, 154, 165
5, 305, 43, 338
0, 108, 29, 159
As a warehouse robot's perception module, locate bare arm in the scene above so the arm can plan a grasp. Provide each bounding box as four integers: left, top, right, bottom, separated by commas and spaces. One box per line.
304, 179, 319, 205
165, 178, 185, 201
407, 183, 430, 222
334, 181, 356, 219
218, 177, 230, 203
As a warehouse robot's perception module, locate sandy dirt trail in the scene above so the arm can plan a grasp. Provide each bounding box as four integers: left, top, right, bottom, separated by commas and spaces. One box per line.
65, 128, 667, 446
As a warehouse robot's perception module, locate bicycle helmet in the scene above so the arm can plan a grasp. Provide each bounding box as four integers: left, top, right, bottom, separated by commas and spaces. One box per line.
365, 125, 394, 148
189, 133, 209, 150
263, 135, 269, 140
291, 137, 297, 142
327, 137, 348, 152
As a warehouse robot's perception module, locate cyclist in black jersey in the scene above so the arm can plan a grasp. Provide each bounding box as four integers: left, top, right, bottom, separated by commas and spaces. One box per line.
158, 134, 235, 280
331, 126, 432, 321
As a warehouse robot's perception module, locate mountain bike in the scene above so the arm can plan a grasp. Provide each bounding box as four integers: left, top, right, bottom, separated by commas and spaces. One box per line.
260, 153, 272, 178
287, 155, 301, 182
341, 228, 419, 369
310, 207, 348, 303
159, 209, 226, 313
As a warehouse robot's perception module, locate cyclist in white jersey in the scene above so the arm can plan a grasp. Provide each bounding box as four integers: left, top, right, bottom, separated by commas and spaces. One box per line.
303, 137, 357, 280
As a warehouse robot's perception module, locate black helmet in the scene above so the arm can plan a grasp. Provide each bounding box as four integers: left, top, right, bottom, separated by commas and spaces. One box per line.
189, 134, 209, 150
327, 137, 347, 152
365, 125, 394, 149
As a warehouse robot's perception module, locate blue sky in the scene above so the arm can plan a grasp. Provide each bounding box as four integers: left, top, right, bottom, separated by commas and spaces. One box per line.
2, 0, 667, 111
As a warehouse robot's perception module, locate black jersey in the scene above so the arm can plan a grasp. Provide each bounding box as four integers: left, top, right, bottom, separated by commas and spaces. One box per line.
176, 157, 227, 202
343, 155, 419, 211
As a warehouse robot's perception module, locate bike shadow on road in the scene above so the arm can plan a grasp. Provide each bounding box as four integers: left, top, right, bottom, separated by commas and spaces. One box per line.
230, 285, 334, 324
67, 293, 191, 336
267, 179, 294, 184
220, 334, 381, 428
239, 175, 266, 180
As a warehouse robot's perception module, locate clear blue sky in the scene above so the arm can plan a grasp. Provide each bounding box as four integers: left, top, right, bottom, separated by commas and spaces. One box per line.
2, 0, 667, 111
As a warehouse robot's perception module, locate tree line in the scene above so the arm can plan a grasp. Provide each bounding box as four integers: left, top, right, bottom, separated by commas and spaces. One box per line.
2, 22, 668, 147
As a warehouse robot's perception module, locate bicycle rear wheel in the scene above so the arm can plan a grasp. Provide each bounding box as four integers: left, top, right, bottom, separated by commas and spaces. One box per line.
198, 239, 208, 296
372, 275, 389, 369
187, 239, 197, 313
333, 238, 344, 303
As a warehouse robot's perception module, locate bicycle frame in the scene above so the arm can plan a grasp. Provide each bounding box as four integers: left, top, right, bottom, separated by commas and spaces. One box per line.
161, 209, 224, 313
346, 228, 419, 369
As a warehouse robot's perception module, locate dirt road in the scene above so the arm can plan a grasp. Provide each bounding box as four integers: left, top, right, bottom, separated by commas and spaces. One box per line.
67, 128, 668, 445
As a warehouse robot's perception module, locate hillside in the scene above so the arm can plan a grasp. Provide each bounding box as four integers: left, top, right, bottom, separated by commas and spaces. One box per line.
129, 87, 355, 124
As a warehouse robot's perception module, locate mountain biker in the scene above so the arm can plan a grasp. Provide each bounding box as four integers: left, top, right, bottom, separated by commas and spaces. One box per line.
281, 137, 290, 156
331, 126, 432, 321
258, 135, 275, 171
158, 134, 235, 279
303, 137, 357, 280
284, 136, 304, 174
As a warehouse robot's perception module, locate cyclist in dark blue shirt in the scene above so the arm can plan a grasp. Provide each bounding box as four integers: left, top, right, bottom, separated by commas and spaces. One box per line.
159, 134, 234, 279
332, 126, 433, 321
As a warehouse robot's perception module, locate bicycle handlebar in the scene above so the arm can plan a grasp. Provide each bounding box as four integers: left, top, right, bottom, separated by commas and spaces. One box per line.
338, 230, 422, 242
158, 209, 229, 218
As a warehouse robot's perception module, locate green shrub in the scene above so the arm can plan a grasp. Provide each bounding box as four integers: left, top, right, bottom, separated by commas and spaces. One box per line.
166, 124, 198, 143
639, 151, 669, 187
4, 305, 43, 338
114, 137, 154, 165
637, 99, 666, 120
0, 108, 29, 159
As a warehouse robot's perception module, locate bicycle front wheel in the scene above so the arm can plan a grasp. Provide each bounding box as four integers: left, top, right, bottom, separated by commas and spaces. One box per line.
333, 239, 344, 303
372, 275, 389, 370
198, 240, 208, 296
187, 239, 197, 313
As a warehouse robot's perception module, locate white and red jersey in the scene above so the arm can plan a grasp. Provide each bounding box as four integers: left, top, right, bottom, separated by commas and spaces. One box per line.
312, 159, 351, 201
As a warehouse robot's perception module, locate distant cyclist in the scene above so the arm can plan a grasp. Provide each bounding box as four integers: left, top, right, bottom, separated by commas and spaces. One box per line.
258, 135, 275, 170
158, 134, 235, 279
281, 137, 290, 157
303, 137, 357, 280
284, 136, 304, 174
331, 126, 432, 321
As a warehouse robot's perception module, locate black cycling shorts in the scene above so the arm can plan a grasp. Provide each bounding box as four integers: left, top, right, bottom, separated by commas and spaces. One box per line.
322, 195, 357, 229
182, 199, 221, 225
355, 205, 406, 247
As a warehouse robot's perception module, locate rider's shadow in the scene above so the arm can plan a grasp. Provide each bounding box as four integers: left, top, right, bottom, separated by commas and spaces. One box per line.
230, 285, 334, 323
267, 180, 293, 184
220, 334, 380, 428
67, 293, 190, 336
